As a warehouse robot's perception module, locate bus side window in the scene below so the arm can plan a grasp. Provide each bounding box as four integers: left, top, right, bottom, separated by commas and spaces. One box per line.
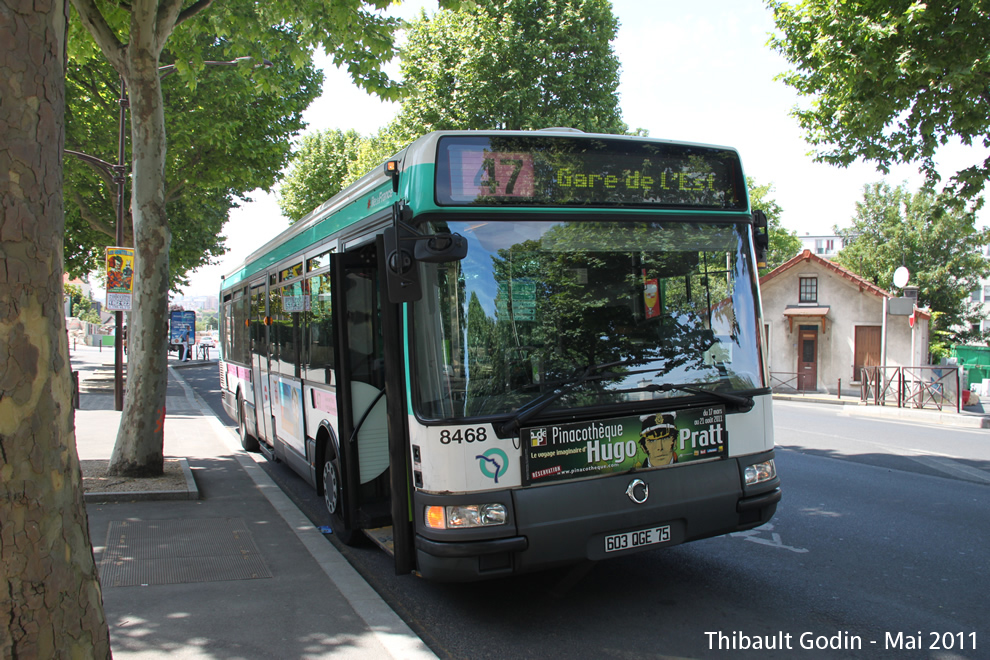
273, 282, 303, 378
306, 273, 335, 384
220, 294, 231, 359
250, 286, 267, 360
231, 288, 250, 364
345, 269, 384, 389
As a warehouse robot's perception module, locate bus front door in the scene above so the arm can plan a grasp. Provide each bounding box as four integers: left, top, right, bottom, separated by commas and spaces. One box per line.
249, 281, 275, 446
331, 246, 392, 539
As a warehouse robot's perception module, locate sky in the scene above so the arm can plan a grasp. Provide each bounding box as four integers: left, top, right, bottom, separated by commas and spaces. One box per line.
177, 0, 989, 298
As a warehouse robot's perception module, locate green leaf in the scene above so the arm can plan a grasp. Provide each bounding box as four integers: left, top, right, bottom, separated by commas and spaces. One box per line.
768, 0, 990, 201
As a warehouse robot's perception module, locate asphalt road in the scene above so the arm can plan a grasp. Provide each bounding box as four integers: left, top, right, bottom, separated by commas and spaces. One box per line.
180, 364, 990, 660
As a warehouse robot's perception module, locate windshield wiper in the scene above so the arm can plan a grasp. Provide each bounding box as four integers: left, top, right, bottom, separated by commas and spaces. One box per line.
571, 379, 755, 411
497, 358, 648, 437
650, 382, 754, 410
496, 361, 754, 437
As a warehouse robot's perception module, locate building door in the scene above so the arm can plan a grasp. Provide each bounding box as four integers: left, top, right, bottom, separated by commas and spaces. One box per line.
854, 326, 882, 382
798, 325, 818, 391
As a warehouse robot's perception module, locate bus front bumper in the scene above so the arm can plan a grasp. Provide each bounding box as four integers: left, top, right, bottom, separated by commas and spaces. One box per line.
413, 450, 779, 581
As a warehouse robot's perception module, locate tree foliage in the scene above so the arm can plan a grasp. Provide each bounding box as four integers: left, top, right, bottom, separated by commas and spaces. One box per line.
64, 33, 322, 288
283, 0, 631, 206
834, 182, 990, 348
397, 0, 627, 136
767, 0, 990, 203
67, 0, 448, 477
278, 129, 363, 222
65, 282, 102, 323
748, 177, 801, 272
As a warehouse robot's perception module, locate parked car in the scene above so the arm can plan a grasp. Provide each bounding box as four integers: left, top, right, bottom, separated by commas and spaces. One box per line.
200, 334, 216, 348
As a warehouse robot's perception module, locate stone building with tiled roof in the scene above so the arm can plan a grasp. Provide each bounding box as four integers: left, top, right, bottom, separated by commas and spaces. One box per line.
759, 250, 930, 396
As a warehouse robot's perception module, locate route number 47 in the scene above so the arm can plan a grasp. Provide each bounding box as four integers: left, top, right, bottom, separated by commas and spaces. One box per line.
476, 156, 526, 196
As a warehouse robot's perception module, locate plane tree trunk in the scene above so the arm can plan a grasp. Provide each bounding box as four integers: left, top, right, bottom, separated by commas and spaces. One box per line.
71, 0, 193, 477
107, 47, 171, 477
0, 0, 112, 654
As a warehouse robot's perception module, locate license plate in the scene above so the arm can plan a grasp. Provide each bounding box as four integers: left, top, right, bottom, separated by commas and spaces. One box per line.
604, 525, 671, 553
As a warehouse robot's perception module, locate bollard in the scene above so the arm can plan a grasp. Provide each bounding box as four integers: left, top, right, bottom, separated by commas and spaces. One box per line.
71, 371, 80, 409
837, 379, 841, 399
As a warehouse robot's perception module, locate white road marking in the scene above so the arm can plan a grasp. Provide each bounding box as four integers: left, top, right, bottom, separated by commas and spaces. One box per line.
730, 523, 809, 553
907, 455, 990, 484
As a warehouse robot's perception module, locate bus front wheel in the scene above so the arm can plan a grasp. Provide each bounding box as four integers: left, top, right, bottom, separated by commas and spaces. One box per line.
237, 393, 260, 453
321, 444, 361, 545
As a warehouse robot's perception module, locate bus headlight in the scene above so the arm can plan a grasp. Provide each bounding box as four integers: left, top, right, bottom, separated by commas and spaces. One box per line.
425, 503, 507, 529
744, 459, 776, 485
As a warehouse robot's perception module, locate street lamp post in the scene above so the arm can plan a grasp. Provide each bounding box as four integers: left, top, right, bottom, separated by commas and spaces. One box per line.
64, 78, 128, 411
65, 57, 271, 412
113, 77, 127, 412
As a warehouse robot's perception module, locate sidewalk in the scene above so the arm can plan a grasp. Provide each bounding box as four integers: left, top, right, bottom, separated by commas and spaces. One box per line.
70, 344, 436, 660
772, 390, 990, 428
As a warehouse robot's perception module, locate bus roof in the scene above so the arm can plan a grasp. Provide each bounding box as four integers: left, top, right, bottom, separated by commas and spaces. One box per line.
220, 129, 749, 291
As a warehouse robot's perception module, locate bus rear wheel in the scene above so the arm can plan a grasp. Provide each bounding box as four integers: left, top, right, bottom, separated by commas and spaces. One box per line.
237, 393, 260, 452
321, 444, 361, 546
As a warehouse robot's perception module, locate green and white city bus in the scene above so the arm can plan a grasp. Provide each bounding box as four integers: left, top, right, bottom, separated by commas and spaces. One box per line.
218, 129, 780, 581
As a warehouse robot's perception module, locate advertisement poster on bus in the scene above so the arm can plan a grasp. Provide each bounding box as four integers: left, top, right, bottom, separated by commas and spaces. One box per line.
275, 378, 304, 455
522, 405, 727, 485
105, 247, 134, 311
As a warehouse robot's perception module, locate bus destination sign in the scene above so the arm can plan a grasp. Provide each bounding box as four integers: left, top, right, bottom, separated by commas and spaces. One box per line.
522, 405, 727, 485
436, 136, 745, 210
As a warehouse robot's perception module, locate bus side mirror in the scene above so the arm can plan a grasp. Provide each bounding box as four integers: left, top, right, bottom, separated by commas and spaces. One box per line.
414, 233, 468, 262
752, 209, 769, 269
383, 201, 469, 302
384, 225, 422, 303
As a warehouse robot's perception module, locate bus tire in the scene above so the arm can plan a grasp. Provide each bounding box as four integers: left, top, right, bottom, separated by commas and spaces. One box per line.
237, 392, 260, 453
321, 443, 361, 546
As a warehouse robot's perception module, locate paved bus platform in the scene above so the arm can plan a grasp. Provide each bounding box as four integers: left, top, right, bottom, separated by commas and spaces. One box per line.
70, 343, 436, 659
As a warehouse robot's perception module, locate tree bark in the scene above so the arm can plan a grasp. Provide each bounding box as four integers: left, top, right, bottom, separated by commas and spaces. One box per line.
107, 40, 171, 477
0, 0, 112, 655
69, 0, 178, 477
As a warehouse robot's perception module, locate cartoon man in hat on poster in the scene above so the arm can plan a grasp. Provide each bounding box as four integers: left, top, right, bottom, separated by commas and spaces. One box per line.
638, 411, 678, 467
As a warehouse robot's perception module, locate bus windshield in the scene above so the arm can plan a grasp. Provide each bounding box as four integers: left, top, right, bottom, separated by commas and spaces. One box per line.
413, 219, 766, 421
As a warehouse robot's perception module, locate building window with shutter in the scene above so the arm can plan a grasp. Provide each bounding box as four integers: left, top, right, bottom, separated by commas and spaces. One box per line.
799, 277, 818, 303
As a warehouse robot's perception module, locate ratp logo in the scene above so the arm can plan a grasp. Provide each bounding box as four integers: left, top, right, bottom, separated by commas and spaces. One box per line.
477, 448, 509, 484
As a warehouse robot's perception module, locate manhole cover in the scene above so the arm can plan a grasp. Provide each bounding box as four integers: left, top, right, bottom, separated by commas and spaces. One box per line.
100, 518, 272, 587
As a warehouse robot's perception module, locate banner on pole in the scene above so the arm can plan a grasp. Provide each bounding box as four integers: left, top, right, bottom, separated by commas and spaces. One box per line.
105, 247, 134, 311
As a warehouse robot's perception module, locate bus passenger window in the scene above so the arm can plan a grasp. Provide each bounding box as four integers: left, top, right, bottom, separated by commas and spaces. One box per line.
345, 269, 383, 389
250, 286, 267, 360
305, 273, 334, 384
275, 281, 304, 377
